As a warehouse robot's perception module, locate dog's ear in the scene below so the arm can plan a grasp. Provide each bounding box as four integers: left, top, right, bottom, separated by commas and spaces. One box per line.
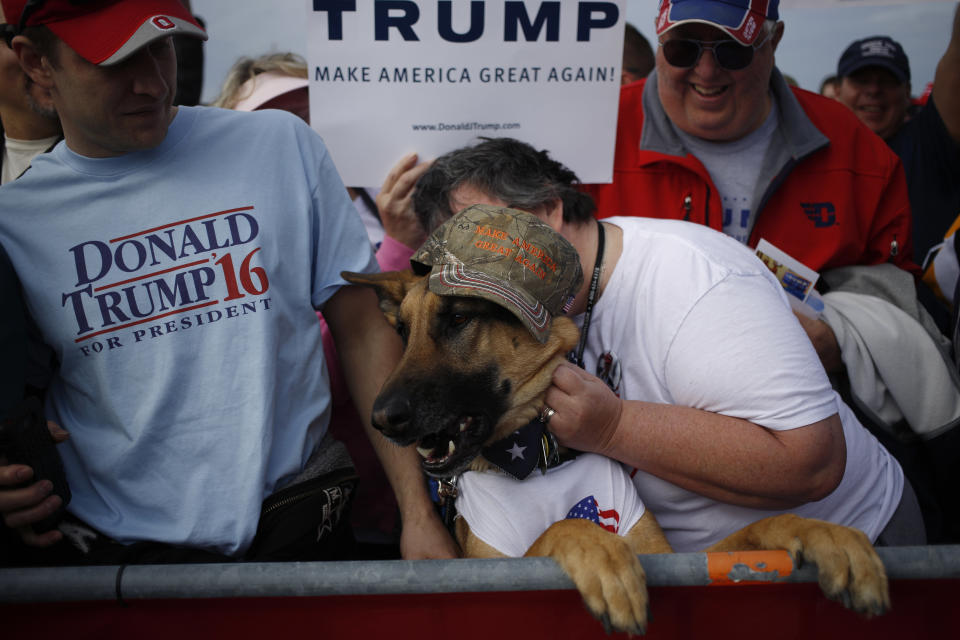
550, 316, 581, 353
342, 269, 422, 325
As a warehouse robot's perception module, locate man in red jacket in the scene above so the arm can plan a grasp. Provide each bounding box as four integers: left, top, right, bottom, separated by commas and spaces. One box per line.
584, 0, 917, 370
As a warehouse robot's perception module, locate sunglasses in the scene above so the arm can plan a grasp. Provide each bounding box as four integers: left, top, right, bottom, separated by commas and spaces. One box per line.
660, 30, 772, 71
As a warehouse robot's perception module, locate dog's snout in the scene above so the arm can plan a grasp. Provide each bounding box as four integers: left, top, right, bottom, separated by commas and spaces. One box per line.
371, 393, 413, 443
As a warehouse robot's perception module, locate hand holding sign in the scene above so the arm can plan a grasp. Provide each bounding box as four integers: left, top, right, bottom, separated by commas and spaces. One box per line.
376, 152, 432, 250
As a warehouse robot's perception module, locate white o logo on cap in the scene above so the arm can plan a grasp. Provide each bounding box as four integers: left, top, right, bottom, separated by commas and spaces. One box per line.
152, 16, 176, 30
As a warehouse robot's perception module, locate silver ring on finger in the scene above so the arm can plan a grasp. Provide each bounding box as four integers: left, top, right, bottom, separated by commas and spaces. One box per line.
540, 406, 557, 424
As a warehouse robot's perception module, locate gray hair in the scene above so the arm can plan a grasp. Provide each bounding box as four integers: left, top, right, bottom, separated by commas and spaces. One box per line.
413, 137, 596, 233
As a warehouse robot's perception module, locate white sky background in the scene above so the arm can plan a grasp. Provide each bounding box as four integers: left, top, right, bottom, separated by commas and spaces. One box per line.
192, 0, 955, 101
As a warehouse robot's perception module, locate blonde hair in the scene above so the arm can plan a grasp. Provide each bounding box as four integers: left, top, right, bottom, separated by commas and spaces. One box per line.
211, 52, 308, 109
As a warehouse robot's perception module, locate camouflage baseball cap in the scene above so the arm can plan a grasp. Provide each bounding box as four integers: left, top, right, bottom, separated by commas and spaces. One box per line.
411, 205, 583, 343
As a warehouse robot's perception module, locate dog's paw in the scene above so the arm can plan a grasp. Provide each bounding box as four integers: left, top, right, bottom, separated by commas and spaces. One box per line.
751, 515, 890, 616
527, 518, 649, 635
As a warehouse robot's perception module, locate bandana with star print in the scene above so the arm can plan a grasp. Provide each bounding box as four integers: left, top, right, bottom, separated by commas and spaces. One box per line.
481, 417, 551, 480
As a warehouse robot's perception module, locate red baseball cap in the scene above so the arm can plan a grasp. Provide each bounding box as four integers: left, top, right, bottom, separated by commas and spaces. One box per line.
1, 0, 206, 65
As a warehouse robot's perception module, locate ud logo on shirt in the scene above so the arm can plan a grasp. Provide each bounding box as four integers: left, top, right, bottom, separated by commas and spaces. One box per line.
802, 202, 837, 228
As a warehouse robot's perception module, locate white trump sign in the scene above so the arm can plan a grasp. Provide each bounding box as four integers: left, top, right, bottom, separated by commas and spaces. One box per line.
306, 0, 627, 186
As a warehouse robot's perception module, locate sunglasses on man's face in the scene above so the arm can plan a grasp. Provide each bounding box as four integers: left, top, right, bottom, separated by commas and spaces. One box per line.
660, 30, 770, 71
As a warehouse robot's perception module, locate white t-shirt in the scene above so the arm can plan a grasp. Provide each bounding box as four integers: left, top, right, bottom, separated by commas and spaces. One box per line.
0, 106, 378, 556
1, 134, 60, 185
579, 218, 902, 552
455, 453, 646, 557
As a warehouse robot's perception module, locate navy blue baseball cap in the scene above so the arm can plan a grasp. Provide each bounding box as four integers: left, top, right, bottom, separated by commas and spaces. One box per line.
656, 0, 780, 46
838, 35, 910, 84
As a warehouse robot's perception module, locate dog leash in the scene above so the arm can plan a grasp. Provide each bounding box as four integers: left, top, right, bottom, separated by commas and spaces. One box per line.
432, 476, 460, 530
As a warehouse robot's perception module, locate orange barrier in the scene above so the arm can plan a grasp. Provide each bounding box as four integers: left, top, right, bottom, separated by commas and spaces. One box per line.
705, 549, 796, 586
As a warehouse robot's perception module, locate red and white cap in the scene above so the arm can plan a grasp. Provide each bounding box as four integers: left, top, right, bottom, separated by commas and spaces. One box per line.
1, 0, 206, 66
655, 0, 778, 46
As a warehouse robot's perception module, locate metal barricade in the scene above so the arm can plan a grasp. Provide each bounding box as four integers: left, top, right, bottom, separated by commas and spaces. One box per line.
2, 546, 959, 639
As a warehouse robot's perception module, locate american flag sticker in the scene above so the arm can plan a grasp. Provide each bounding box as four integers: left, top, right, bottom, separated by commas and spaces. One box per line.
565, 495, 621, 533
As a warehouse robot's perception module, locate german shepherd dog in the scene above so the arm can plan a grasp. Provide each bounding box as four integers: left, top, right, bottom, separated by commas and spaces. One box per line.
343, 268, 890, 635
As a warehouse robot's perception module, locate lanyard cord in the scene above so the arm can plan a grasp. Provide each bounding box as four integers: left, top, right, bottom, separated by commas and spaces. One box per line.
572, 219, 605, 369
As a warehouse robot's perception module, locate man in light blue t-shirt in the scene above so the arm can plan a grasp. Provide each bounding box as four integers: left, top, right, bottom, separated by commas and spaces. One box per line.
0, 0, 456, 564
